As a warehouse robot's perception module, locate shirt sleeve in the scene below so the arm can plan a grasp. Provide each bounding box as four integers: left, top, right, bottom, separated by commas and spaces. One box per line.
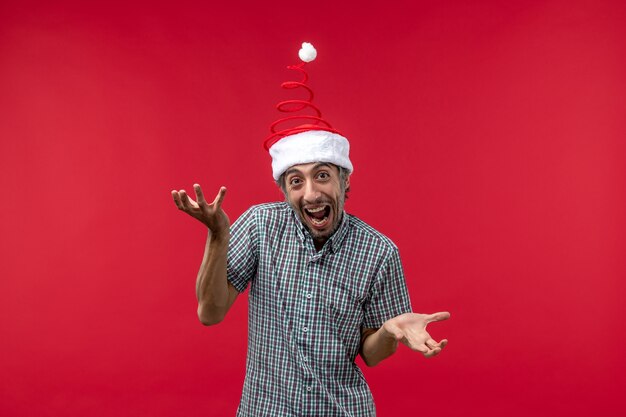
362, 248, 413, 329
226, 206, 259, 293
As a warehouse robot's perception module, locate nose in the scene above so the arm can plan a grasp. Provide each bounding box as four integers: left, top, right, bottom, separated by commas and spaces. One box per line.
303, 180, 321, 204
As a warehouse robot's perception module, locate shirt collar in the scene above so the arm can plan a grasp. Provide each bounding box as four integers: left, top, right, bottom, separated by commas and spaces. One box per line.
326, 212, 350, 253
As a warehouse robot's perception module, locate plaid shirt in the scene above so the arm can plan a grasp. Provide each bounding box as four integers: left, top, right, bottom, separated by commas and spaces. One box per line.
227, 202, 412, 417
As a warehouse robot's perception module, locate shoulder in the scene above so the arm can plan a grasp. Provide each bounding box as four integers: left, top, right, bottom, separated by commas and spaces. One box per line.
233, 202, 291, 228
230, 202, 291, 244
242, 202, 290, 218
345, 213, 399, 254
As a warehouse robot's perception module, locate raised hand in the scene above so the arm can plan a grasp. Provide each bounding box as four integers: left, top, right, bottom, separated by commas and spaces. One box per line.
382, 312, 450, 358
171, 184, 230, 237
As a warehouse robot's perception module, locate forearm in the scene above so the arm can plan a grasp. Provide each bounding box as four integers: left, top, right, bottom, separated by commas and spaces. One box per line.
196, 230, 231, 325
360, 326, 399, 367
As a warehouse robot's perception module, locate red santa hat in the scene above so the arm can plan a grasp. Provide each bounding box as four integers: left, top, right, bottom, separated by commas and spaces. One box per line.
264, 42, 353, 181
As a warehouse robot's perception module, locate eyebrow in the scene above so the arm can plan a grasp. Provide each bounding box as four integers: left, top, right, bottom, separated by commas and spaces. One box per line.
284, 163, 333, 178
284, 168, 302, 178
313, 163, 332, 170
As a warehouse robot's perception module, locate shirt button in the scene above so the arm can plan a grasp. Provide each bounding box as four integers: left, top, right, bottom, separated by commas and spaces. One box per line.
306, 293, 313, 299
306, 386, 312, 392
303, 327, 308, 332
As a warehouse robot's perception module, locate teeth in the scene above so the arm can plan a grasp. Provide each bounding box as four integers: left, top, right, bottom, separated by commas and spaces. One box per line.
307, 206, 326, 213
310, 217, 328, 225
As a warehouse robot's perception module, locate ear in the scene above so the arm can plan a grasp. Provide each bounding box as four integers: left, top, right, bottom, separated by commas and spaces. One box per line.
344, 174, 351, 190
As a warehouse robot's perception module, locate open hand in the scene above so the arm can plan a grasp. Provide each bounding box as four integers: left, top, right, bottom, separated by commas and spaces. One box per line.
382, 312, 450, 358
171, 184, 230, 237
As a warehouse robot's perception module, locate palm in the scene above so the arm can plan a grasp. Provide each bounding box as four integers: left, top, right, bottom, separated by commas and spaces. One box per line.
171, 184, 230, 235
383, 312, 450, 358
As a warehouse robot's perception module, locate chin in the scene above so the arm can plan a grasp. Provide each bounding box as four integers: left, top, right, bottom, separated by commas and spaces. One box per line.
307, 218, 341, 241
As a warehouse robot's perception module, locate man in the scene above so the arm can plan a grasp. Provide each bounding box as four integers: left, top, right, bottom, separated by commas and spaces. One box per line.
171, 43, 449, 417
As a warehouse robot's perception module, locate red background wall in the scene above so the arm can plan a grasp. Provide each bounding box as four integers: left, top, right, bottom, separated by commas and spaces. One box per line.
1, 1, 625, 416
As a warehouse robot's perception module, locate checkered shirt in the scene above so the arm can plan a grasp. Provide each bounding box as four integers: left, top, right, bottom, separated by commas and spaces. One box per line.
227, 202, 412, 417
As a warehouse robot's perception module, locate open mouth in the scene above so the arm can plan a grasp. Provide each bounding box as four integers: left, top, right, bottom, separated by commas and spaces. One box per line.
303, 205, 331, 229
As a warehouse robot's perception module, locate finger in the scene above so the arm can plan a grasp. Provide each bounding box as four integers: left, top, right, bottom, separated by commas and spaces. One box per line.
424, 347, 442, 358
212, 186, 227, 209
425, 338, 441, 349
425, 336, 448, 351
405, 341, 428, 354
194, 184, 206, 205
426, 311, 451, 323
179, 190, 193, 210
171, 190, 183, 210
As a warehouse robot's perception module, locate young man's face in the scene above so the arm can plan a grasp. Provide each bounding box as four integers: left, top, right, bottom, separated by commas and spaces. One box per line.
283, 162, 349, 244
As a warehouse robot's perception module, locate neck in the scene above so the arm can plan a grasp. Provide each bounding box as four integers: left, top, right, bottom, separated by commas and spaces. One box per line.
313, 237, 327, 252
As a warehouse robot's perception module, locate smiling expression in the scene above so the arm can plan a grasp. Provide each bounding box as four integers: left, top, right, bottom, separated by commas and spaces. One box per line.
283, 162, 349, 248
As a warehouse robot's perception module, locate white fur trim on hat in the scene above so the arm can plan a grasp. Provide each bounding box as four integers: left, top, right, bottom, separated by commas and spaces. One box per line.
269, 130, 353, 180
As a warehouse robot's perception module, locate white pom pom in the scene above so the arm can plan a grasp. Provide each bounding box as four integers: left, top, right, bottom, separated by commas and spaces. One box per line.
298, 42, 317, 63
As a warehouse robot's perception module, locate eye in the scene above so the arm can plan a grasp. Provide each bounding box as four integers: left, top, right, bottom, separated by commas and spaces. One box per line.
317, 171, 330, 180
289, 177, 303, 186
